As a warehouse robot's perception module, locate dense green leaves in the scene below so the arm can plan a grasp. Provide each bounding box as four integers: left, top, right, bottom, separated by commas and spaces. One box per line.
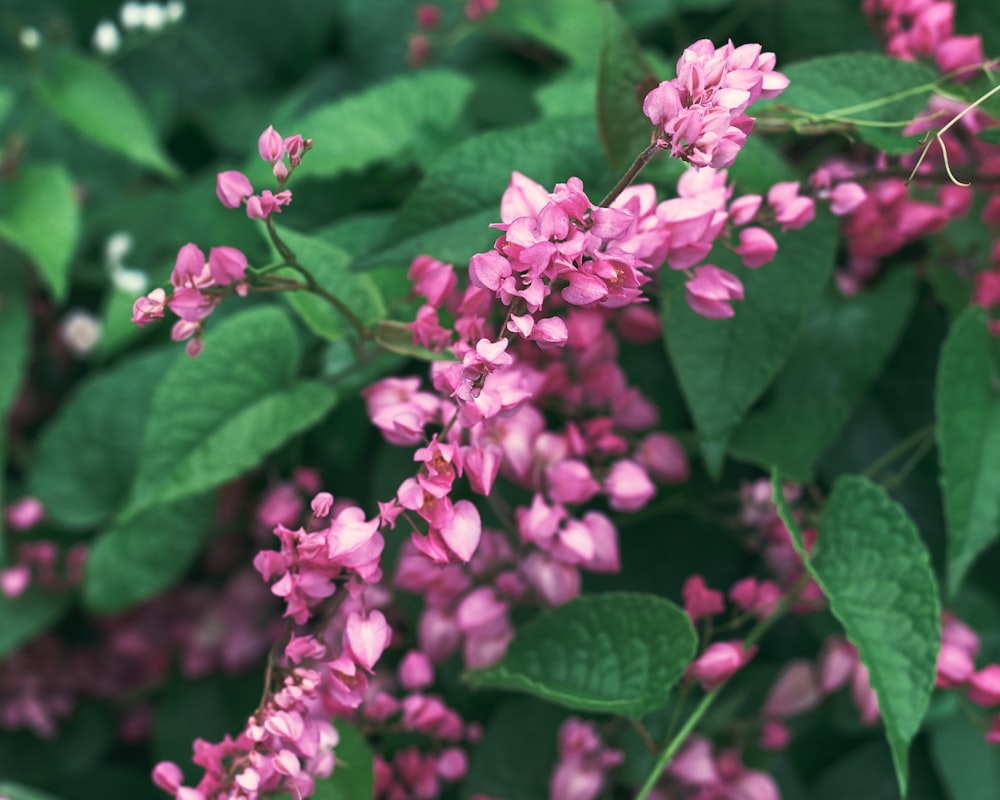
770, 53, 938, 153
731, 270, 916, 479
0, 783, 64, 800
293, 69, 474, 179
0, 164, 80, 301
125, 306, 337, 514
460, 698, 564, 800
275, 226, 385, 340
936, 307, 1000, 597
774, 474, 940, 797
0, 587, 71, 659
35, 50, 178, 177
491, 0, 606, 67
930, 715, 1000, 800
363, 116, 614, 269
597, 2, 657, 169
29, 348, 176, 530
464, 593, 696, 718
663, 212, 838, 477
83, 493, 213, 613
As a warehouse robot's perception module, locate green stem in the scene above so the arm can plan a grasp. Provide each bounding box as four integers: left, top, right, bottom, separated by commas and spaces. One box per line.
599, 143, 662, 208
634, 574, 808, 799
861, 423, 934, 481
263, 216, 369, 342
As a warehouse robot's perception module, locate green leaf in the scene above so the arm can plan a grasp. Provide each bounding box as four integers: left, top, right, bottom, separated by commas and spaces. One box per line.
29, 348, 176, 530
930, 714, 1000, 800
0, 265, 29, 418
83, 494, 213, 613
459, 698, 564, 800
0, 86, 14, 128
492, 0, 606, 67
663, 211, 838, 477
125, 306, 337, 514
293, 70, 473, 179
363, 116, 614, 269
35, 50, 178, 177
769, 53, 938, 154
0, 783, 65, 800
463, 592, 696, 718
0, 164, 80, 301
977, 128, 1000, 147
308, 722, 374, 800
731, 270, 916, 480
0, 586, 71, 658
936, 306, 1000, 597
273, 227, 385, 340
374, 321, 458, 361
597, 3, 657, 169
773, 473, 940, 798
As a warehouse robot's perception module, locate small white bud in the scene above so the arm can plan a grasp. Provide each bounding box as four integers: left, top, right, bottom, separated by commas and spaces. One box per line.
92, 20, 122, 55
60, 310, 103, 356
19, 27, 42, 50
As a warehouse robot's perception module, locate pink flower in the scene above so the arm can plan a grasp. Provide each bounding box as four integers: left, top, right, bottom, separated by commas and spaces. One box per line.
131, 288, 167, 327
635, 433, 689, 484
685, 265, 744, 319
829, 182, 867, 216
936, 642, 975, 688
208, 246, 248, 286
768, 182, 815, 230
258, 125, 285, 163
603, 459, 655, 512
763, 660, 822, 718
416, 3, 442, 28
686, 640, 756, 690
968, 664, 1000, 707
734, 227, 777, 268
682, 575, 725, 621
5, 497, 44, 530
344, 610, 392, 672
216, 170, 253, 208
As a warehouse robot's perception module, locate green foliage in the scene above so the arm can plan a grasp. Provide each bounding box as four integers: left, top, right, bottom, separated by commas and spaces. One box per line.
663, 212, 838, 477
35, 50, 178, 177
83, 493, 214, 612
0, 164, 79, 301
0, 783, 65, 800
274, 226, 386, 340
464, 593, 696, 718
731, 270, 917, 480
124, 306, 337, 514
306, 722, 374, 800
771, 53, 938, 153
29, 348, 177, 530
293, 70, 474, 180
597, 2, 657, 169
774, 474, 941, 798
936, 307, 1000, 597
459, 698, 564, 800
364, 116, 615, 269
930, 715, 1000, 800
0, 587, 71, 659
491, 0, 606, 67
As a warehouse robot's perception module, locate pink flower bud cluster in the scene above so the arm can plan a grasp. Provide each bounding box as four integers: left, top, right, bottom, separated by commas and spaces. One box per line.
663, 734, 780, 800
154, 494, 393, 800
1, 497, 68, 599
642, 40, 789, 170
363, 653, 478, 799
682, 573, 783, 625
737, 479, 824, 610
406, 2, 498, 67
548, 717, 623, 800
217, 125, 308, 217
934, 613, 1000, 743
759, 636, 878, 744
469, 167, 808, 326
863, 0, 985, 78
131, 241, 251, 356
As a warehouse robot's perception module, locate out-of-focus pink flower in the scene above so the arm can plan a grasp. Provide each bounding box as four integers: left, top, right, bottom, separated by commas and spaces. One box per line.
216, 170, 253, 208
686, 641, 756, 690
5, 497, 45, 530
734, 227, 777, 268
763, 660, 822, 718
682, 575, 725, 622
968, 665, 1000, 707
685, 265, 744, 319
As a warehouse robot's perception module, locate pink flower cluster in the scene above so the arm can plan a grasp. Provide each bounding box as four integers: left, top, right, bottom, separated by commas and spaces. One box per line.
549, 718, 623, 800
661, 734, 780, 800
154, 492, 390, 800
864, 0, 985, 77
468, 168, 809, 325
642, 40, 789, 170
935, 613, 1000, 742
216, 124, 308, 218
407, 1, 498, 67
131, 242, 250, 356
365, 652, 478, 799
